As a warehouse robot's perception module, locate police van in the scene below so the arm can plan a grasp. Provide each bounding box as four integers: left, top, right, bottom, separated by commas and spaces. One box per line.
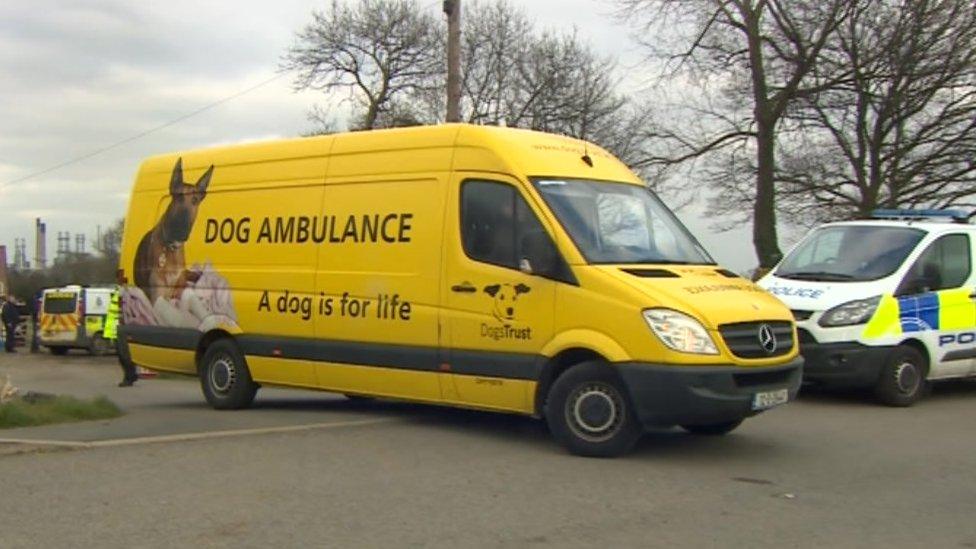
759, 209, 976, 406
39, 285, 116, 355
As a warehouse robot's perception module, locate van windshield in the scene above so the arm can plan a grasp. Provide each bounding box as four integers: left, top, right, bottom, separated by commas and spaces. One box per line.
775, 225, 925, 282
531, 178, 714, 265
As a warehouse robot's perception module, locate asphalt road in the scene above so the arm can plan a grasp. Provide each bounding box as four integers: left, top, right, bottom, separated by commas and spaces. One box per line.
1, 351, 975, 548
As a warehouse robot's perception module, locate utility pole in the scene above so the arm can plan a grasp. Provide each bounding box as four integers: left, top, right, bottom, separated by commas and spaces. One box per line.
444, 0, 461, 123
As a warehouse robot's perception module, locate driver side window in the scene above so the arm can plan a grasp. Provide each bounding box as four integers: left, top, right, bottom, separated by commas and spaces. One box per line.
460, 180, 560, 275
898, 234, 971, 295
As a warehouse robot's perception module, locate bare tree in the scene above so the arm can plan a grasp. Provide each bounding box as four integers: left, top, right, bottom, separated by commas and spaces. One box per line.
460, 1, 635, 158
283, 0, 645, 179
617, 0, 855, 267
281, 0, 443, 130
777, 0, 976, 220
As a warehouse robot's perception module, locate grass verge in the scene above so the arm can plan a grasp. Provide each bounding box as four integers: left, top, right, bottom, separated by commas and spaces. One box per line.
0, 395, 122, 429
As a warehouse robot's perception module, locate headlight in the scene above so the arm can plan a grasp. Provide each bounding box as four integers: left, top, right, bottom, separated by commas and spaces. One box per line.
818, 296, 881, 327
643, 308, 718, 355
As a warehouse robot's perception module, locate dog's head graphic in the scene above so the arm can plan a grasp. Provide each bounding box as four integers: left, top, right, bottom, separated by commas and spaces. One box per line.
483, 283, 531, 321
161, 158, 212, 243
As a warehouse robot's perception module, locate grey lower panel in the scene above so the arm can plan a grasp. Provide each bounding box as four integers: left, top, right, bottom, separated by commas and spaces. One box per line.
120, 323, 540, 381
120, 324, 201, 351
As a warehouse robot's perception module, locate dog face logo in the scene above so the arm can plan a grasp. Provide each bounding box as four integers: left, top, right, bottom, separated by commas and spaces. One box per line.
133, 158, 213, 302
483, 283, 530, 321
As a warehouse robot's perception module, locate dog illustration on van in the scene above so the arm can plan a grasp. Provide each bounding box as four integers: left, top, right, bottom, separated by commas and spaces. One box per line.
124, 159, 237, 332
134, 158, 212, 303
483, 283, 530, 321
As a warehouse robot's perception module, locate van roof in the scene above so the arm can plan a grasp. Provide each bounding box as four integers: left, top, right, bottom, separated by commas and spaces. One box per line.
132, 124, 642, 192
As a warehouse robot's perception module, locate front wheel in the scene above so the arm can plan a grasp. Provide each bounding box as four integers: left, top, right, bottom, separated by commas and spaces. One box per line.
681, 419, 744, 436
875, 345, 927, 407
545, 361, 643, 458
200, 339, 258, 410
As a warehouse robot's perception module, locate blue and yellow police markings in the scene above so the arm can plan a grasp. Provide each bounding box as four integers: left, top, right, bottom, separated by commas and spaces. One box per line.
863, 288, 975, 339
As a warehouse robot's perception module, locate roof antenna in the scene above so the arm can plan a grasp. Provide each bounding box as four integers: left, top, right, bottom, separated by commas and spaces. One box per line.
581, 137, 593, 167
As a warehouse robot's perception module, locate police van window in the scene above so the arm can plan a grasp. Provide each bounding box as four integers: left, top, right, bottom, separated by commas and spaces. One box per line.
43, 294, 78, 314
777, 226, 924, 282
461, 180, 556, 272
903, 234, 972, 292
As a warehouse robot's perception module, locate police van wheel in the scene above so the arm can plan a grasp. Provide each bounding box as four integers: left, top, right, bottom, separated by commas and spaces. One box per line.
875, 346, 927, 407
681, 419, 744, 436
89, 334, 109, 356
49, 346, 68, 356
200, 339, 258, 410
545, 361, 643, 458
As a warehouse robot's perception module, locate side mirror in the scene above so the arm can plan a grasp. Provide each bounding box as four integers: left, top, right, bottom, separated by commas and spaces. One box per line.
519, 231, 558, 277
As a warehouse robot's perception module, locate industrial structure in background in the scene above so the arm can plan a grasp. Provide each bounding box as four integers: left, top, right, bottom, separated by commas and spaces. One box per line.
0, 245, 8, 296
1, 216, 102, 272
34, 218, 46, 269
12, 238, 28, 269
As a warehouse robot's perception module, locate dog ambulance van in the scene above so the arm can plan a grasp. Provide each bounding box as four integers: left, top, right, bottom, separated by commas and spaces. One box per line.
759, 209, 976, 406
39, 285, 115, 355
118, 124, 802, 456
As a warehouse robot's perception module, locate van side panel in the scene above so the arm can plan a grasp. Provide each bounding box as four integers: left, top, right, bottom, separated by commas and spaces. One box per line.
299, 136, 455, 401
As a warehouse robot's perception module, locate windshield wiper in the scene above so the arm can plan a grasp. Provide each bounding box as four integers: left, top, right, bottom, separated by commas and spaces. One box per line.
777, 271, 855, 281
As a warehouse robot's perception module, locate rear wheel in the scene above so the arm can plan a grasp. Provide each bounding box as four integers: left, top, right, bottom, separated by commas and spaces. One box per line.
875, 345, 927, 407
49, 346, 68, 356
545, 361, 643, 457
681, 419, 744, 436
199, 339, 258, 410
89, 333, 109, 356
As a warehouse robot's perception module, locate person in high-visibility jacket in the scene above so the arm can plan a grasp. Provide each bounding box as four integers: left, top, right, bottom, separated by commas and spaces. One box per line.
106, 290, 137, 387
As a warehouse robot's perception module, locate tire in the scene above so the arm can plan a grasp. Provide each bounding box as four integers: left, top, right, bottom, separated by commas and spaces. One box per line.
875, 345, 927, 407
89, 333, 109, 356
199, 339, 258, 410
545, 361, 643, 457
681, 419, 744, 436
49, 346, 68, 356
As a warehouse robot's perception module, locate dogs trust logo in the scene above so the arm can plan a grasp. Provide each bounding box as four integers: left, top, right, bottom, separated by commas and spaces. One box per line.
483, 283, 530, 322
134, 158, 212, 303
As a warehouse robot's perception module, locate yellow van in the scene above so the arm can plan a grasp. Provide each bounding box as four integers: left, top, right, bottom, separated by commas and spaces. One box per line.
118, 124, 802, 456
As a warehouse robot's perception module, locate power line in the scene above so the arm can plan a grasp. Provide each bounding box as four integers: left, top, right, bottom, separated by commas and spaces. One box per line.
0, 72, 287, 190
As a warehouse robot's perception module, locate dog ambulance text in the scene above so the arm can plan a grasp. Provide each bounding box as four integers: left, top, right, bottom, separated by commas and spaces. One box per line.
204, 213, 413, 245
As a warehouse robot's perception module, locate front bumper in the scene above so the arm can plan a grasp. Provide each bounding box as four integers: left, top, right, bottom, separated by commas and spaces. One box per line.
800, 341, 893, 388
616, 357, 803, 428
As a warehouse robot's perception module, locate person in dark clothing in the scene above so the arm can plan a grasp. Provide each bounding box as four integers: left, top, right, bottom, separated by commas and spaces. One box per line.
1, 295, 20, 353
107, 290, 137, 387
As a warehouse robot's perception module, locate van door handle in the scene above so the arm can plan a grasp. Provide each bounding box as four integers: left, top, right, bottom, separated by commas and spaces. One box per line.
969, 291, 976, 300
451, 282, 477, 294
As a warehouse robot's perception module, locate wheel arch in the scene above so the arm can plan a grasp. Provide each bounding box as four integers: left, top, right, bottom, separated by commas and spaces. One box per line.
534, 347, 611, 417
195, 329, 236, 372
899, 337, 931, 376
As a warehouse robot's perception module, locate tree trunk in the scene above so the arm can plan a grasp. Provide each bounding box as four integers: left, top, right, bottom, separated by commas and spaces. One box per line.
753, 123, 782, 268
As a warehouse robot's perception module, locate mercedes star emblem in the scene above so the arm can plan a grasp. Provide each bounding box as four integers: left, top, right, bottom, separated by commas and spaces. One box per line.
758, 324, 777, 354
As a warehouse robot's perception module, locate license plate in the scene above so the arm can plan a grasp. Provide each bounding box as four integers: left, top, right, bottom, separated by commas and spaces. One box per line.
752, 388, 789, 410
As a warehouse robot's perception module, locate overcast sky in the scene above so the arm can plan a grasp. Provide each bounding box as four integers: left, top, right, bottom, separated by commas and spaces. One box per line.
0, 0, 764, 272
